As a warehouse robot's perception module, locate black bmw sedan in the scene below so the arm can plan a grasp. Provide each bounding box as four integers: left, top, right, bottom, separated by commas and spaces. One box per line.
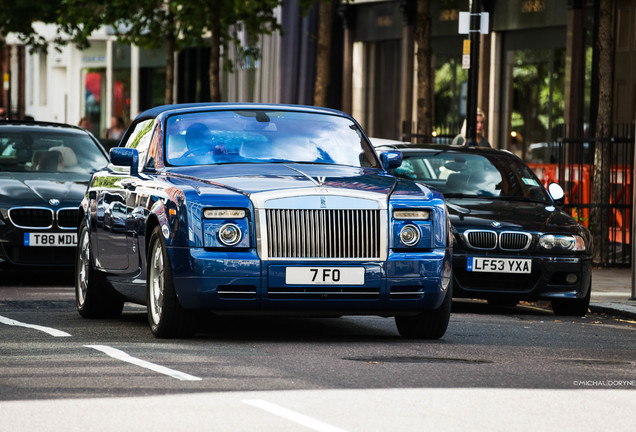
375, 143, 593, 316
0, 121, 109, 268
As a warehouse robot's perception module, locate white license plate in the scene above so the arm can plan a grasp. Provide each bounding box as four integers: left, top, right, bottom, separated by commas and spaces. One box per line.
285, 267, 365, 285
467, 257, 532, 274
24, 232, 77, 247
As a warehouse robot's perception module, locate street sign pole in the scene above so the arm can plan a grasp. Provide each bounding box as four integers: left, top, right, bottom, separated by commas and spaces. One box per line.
466, 0, 481, 146
632, 112, 636, 300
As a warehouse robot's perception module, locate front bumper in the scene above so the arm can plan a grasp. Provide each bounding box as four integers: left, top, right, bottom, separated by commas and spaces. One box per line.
452, 252, 592, 301
169, 247, 451, 314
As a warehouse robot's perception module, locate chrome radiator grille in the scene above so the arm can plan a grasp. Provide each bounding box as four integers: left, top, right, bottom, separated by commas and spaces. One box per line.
265, 208, 381, 259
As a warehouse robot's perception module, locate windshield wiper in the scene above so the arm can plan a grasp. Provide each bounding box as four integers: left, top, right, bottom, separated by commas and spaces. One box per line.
443, 193, 480, 198
490, 196, 550, 204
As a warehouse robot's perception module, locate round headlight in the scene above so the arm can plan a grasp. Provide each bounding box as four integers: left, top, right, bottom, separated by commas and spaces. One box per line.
218, 223, 242, 246
399, 224, 420, 247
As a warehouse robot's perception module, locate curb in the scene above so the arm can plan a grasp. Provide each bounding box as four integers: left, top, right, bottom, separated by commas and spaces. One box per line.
589, 303, 636, 320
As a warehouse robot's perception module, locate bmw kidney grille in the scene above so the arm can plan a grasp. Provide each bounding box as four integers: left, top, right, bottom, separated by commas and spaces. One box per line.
464, 230, 531, 251
8, 207, 78, 230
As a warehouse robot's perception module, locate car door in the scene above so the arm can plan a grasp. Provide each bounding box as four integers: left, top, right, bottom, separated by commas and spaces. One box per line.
122, 119, 157, 271
95, 183, 130, 271
94, 119, 156, 272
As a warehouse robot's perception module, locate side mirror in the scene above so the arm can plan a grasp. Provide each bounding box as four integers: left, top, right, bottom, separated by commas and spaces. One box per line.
109, 147, 139, 176
380, 151, 402, 170
548, 182, 565, 205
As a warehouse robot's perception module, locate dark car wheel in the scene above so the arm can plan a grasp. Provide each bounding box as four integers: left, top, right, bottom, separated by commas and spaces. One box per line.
75, 220, 124, 318
551, 282, 591, 317
395, 282, 452, 339
147, 226, 197, 338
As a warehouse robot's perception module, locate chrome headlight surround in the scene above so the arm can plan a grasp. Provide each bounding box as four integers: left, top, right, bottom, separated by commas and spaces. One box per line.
391, 208, 433, 249
218, 223, 242, 246
202, 208, 249, 248
538, 234, 586, 251
399, 224, 421, 247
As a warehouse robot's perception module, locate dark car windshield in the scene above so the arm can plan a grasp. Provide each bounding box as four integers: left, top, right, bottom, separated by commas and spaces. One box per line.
0, 130, 108, 174
164, 110, 380, 168
390, 150, 552, 203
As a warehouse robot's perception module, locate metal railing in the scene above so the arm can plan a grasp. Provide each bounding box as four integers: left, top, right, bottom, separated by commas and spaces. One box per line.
528, 124, 635, 266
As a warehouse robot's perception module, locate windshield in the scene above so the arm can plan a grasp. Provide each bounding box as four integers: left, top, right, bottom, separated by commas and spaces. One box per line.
390, 150, 552, 203
164, 110, 380, 168
0, 130, 108, 174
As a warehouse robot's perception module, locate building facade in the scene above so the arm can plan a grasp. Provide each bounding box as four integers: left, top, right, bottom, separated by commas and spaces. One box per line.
0, 0, 634, 153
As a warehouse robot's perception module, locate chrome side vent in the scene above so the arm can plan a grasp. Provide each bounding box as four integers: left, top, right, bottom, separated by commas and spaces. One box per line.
268, 286, 380, 299
265, 209, 381, 259
217, 285, 257, 299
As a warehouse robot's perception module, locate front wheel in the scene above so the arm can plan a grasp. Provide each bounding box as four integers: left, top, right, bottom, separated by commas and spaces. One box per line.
395, 282, 452, 340
551, 283, 591, 316
147, 226, 196, 338
75, 220, 124, 318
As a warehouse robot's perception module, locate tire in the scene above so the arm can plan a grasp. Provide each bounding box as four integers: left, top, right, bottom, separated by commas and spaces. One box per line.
75, 220, 124, 318
147, 226, 196, 338
395, 281, 453, 339
551, 283, 591, 317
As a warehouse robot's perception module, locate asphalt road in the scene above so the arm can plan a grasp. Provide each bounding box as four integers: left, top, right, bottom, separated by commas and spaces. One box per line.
1, 271, 635, 431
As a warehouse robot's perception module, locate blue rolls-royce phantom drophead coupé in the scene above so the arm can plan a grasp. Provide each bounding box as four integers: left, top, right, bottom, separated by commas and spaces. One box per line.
76, 103, 452, 339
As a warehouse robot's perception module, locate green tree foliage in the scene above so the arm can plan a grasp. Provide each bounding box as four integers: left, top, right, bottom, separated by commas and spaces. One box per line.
3, 0, 282, 102
0, 0, 65, 49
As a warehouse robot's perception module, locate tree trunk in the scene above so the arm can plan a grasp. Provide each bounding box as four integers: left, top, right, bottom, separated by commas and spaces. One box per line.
415, 0, 432, 141
591, 0, 615, 264
165, 35, 174, 104
209, 0, 221, 102
313, 0, 333, 107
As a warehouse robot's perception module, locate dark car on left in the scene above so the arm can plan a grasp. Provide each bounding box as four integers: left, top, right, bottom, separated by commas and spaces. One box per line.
0, 121, 109, 268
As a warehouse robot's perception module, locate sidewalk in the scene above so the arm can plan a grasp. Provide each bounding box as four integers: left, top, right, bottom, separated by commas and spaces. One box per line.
590, 267, 636, 319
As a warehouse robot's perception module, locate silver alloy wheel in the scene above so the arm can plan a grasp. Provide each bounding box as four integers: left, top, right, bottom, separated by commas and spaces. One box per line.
149, 241, 165, 325
77, 227, 90, 306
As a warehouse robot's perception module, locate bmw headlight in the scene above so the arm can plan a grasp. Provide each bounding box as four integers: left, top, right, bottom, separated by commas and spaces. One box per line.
218, 223, 242, 246
399, 224, 421, 247
539, 234, 586, 251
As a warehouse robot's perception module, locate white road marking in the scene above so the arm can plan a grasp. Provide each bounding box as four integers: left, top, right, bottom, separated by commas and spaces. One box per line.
242, 399, 350, 432
0, 314, 71, 337
85, 344, 202, 381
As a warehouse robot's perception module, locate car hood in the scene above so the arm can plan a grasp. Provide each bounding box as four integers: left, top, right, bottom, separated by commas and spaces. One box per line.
446, 197, 581, 233
169, 163, 401, 197
0, 173, 89, 207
